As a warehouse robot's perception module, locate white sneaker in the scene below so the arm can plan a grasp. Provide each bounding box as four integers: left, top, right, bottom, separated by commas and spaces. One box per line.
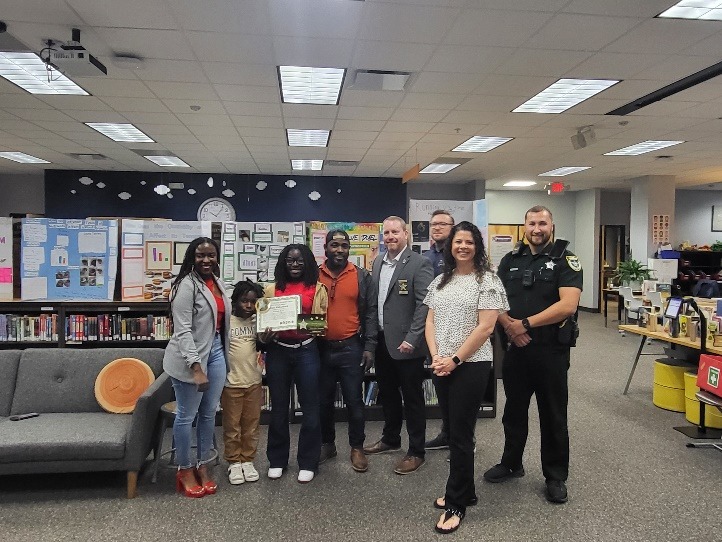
241, 462, 259, 482
297, 469, 315, 483
228, 462, 245, 485
268, 467, 283, 479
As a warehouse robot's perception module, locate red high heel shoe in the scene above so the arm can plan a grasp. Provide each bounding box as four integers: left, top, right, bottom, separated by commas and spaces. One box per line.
195, 465, 217, 495
176, 468, 205, 498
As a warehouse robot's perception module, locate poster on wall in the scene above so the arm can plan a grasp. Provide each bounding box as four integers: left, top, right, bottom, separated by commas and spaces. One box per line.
120, 220, 212, 301
408, 199, 488, 255
309, 222, 382, 271
21, 218, 118, 301
0, 218, 12, 300
489, 224, 523, 270
216, 221, 306, 286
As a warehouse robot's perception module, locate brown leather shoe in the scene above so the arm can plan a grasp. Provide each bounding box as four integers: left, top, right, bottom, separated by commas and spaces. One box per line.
350, 448, 368, 472
394, 455, 424, 475
362, 439, 401, 455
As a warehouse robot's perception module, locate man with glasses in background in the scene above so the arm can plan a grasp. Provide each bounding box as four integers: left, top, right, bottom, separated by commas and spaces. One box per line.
424, 210, 455, 451
317, 230, 378, 473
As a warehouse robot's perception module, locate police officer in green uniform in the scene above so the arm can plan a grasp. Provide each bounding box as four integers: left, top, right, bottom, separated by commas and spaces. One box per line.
483, 205, 582, 504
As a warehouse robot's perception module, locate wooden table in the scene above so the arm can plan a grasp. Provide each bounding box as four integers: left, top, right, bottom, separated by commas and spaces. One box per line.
618, 324, 722, 395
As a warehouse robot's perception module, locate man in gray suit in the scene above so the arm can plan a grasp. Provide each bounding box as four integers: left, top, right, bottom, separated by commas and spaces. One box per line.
363, 216, 434, 475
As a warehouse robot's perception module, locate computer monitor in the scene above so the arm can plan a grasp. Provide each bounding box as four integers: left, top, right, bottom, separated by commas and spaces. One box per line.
664, 297, 683, 319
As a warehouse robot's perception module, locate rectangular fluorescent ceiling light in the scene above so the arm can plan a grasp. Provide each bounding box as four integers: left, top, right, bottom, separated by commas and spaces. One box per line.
279, 66, 345, 105
604, 140, 684, 156
287, 129, 330, 147
513, 78, 619, 113
144, 155, 190, 167
504, 181, 537, 187
539, 167, 591, 176
452, 136, 513, 152
0, 152, 50, 164
420, 163, 461, 174
658, 1, 722, 20
86, 123, 155, 143
292, 159, 323, 171
0, 52, 89, 95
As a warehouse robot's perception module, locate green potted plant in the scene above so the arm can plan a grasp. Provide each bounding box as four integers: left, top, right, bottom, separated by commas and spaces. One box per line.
614, 259, 651, 291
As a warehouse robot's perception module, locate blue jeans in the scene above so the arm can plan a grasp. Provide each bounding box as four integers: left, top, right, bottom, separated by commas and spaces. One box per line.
319, 337, 365, 448
265, 340, 321, 471
171, 333, 227, 469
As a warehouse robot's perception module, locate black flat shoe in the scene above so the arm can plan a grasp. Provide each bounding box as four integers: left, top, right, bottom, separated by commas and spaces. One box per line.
433, 496, 478, 509
435, 508, 465, 535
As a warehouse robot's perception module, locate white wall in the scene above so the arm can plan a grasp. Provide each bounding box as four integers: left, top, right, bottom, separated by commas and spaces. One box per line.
485, 190, 577, 250
0, 175, 45, 216
674, 190, 722, 247
575, 190, 600, 309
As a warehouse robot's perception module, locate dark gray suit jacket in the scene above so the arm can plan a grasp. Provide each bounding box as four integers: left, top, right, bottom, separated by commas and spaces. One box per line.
372, 246, 434, 360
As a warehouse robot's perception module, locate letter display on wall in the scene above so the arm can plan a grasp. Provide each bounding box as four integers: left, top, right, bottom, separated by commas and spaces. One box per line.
120, 220, 212, 301
0, 218, 12, 300
21, 218, 118, 301
308, 222, 382, 271
217, 221, 306, 285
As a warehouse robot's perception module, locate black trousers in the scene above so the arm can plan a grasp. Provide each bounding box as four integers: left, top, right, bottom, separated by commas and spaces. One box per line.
501, 343, 570, 481
374, 332, 426, 458
431, 373, 450, 439
435, 361, 490, 514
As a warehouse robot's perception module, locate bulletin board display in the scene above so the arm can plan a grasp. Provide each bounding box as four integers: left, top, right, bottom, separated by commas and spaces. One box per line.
21, 218, 118, 301
218, 221, 306, 285
489, 224, 524, 271
408, 199, 488, 255
0, 218, 12, 300
652, 214, 670, 244
308, 222, 382, 272
120, 220, 212, 301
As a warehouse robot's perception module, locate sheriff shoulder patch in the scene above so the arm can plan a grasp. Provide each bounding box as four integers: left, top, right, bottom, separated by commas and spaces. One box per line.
566, 255, 582, 272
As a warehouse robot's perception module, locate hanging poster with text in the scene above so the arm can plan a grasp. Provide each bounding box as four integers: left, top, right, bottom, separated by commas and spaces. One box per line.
308, 222, 382, 271
21, 218, 118, 301
0, 218, 13, 300
216, 221, 306, 286
120, 220, 212, 301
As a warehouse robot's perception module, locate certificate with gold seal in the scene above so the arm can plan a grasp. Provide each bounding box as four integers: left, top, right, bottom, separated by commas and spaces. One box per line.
256, 295, 301, 332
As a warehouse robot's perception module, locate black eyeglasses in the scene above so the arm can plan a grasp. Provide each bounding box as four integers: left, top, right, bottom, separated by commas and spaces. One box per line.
285, 258, 304, 266
430, 222, 453, 228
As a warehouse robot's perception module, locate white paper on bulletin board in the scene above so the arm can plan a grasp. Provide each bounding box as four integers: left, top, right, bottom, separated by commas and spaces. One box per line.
0, 218, 13, 299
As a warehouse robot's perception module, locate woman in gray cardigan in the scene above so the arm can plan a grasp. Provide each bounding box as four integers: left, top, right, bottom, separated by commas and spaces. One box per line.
163, 237, 231, 498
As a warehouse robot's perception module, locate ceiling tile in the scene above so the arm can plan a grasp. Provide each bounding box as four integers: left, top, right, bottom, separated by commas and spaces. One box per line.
495, 49, 593, 77
145, 82, 218, 100
187, 32, 274, 64
445, 9, 553, 47
525, 14, 642, 52
202, 62, 278, 86
424, 46, 514, 74
215, 85, 280, 103
604, 19, 719, 55
66, 0, 177, 29
100, 28, 194, 60
352, 41, 436, 72
273, 37, 354, 68
269, 0, 364, 39
169, 0, 271, 33
338, 106, 393, 121
358, 3, 459, 43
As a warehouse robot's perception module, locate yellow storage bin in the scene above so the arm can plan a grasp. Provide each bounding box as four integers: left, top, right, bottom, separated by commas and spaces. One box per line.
652, 359, 690, 412
653, 359, 689, 389
683, 371, 722, 429
653, 382, 686, 412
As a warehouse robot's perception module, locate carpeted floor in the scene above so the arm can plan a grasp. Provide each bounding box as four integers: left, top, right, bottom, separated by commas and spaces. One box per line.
1, 311, 720, 541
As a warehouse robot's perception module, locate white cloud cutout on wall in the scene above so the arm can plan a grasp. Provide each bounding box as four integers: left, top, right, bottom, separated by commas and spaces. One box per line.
79, 176, 93, 185
118, 192, 131, 200
256, 181, 267, 190
308, 191, 321, 201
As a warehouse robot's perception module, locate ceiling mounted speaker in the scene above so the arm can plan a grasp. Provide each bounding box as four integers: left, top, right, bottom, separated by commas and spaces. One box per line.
571, 127, 596, 150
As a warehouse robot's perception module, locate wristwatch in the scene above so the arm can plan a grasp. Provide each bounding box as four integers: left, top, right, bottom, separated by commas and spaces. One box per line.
452, 355, 462, 365
522, 318, 531, 331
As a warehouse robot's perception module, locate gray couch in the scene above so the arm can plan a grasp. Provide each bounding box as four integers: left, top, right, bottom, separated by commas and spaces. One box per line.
0, 348, 171, 498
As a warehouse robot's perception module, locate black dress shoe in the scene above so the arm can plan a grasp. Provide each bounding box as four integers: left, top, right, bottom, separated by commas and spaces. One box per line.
424, 433, 450, 450
483, 463, 525, 483
362, 439, 401, 455
319, 443, 337, 464
545, 480, 568, 504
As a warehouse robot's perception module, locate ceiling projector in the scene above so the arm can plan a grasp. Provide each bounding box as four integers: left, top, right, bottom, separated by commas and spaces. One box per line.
48, 28, 107, 77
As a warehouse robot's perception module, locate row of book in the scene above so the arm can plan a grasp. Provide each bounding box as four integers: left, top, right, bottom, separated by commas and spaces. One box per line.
0, 313, 59, 342
65, 314, 173, 342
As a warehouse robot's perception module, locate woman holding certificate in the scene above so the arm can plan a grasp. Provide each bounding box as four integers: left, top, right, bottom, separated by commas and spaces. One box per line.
261, 244, 328, 483
163, 237, 231, 498
423, 222, 509, 534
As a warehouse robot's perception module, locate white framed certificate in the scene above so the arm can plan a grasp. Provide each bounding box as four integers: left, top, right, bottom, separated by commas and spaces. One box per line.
256, 295, 301, 332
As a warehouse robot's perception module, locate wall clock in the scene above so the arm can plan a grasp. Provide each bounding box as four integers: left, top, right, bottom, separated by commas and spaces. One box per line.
197, 197, 236, 221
